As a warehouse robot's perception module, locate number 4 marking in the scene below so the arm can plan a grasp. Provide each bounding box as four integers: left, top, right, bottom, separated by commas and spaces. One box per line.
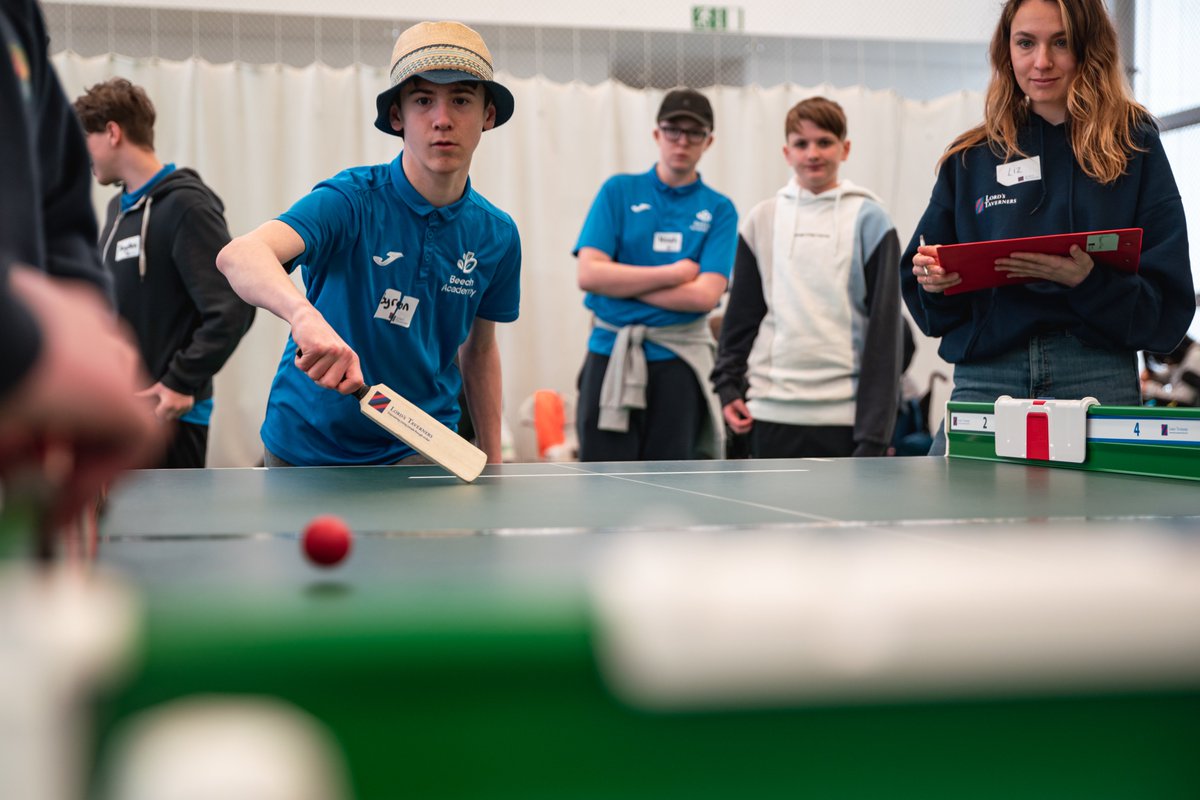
1133, 423, 1141, 436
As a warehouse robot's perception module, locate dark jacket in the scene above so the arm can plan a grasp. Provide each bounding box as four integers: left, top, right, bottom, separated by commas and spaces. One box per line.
99, 168, 255, 403
901, 113, 1194, 364
0, 0, 108, 398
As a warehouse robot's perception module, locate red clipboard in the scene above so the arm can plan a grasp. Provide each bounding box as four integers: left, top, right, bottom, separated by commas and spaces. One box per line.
935, 228, 1142, 296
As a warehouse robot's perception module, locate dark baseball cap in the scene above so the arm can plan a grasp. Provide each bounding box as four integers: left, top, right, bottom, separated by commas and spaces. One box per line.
657, 88, 714, 131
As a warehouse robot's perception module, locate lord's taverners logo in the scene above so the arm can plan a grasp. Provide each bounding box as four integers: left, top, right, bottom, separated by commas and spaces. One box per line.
976, 193, 1018, 214
369, 392, 391, 413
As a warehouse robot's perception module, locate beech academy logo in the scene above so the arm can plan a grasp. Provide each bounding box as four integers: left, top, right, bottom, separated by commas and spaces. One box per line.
443, 251, 479, 298
456, 251, 478, 274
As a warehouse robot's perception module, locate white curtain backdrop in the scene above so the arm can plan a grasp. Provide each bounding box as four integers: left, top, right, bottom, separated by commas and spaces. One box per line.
53, 53, 983, 465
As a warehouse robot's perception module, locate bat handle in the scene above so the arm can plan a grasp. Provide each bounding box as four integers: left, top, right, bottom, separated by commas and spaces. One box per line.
296, 348, 369, 400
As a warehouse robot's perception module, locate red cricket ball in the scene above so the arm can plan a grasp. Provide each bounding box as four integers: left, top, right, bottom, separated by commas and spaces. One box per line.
302, 514, 352, 567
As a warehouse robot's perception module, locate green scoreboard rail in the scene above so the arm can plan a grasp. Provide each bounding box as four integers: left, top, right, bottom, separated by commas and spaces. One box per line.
946, 402, 1200, 481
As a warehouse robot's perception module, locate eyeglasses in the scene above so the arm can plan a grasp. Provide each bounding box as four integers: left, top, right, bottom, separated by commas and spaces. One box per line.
659, 124, 710, 144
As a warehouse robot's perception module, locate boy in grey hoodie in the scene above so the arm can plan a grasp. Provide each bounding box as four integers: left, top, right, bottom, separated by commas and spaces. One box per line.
711, 97, 902, 457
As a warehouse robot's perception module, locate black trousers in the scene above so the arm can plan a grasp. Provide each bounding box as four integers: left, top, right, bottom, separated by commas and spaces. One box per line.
576, 352, 706, 461
160, 421, 208, 469
748, 419, 854, 459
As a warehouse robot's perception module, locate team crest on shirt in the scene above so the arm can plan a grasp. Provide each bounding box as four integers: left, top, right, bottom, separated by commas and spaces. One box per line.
456, 251, 478, 274
441, 251, 479, 298
690, 209, 713, 233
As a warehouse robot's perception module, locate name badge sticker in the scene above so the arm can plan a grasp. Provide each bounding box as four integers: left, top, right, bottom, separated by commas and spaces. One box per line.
653, 231, 683, 253
374, 288, 419, 328
115, 235, 141, 262
996, 156, 1042, 187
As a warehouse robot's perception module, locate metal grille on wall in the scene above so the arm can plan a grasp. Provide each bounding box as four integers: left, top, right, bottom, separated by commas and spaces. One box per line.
41, 3, 990, 100
1132, 0, 1200, 131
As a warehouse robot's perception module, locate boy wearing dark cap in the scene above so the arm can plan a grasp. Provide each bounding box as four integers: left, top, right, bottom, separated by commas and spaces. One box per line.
218, 21, 521, 467
574, 88, 737, 461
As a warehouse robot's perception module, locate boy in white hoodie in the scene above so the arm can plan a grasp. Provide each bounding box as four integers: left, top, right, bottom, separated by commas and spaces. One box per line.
711, 97, 902, 457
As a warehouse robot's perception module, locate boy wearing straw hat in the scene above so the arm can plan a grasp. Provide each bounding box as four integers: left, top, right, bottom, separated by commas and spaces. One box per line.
218, 21, 521, 468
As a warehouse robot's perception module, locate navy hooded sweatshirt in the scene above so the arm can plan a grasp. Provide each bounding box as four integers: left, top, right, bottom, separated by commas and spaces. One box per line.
901, 112, 1194, 364
98, 168, 254, 406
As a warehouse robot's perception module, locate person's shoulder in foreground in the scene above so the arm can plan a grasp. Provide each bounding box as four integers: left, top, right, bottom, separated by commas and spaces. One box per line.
0, 0, 109, 295
1, 1, 164, 527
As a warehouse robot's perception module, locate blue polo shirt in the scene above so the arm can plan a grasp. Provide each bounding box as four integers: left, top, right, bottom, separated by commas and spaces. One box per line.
574, 166, 737, 360
262, 152, 521, 466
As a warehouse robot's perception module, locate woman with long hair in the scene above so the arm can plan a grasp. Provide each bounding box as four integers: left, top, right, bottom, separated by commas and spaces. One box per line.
903, 0, 1195, 454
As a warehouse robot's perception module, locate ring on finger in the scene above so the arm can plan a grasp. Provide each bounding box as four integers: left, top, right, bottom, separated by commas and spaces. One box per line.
923, 266, 930, 276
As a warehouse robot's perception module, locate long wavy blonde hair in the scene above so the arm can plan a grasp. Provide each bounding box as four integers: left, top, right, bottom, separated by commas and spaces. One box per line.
940, 0, 1149, 184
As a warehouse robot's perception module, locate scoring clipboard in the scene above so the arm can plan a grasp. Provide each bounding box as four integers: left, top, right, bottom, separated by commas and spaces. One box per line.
934, 228, 1142, 296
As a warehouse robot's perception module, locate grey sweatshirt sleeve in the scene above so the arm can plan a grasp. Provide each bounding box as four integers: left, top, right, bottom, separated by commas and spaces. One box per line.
853, 228, 903, 456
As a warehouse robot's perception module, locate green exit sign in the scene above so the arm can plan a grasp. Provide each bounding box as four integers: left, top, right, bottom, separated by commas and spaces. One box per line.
692, 5, 744, 32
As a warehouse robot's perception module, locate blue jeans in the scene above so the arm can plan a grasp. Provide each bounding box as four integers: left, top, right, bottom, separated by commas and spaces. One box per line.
929, 332, 1139, 455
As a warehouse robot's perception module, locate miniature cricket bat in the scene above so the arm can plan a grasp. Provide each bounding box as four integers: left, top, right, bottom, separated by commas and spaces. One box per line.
355, 383, 487, 482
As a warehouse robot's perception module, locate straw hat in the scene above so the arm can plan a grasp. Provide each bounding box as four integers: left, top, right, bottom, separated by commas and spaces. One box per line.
373, 21, 515, 136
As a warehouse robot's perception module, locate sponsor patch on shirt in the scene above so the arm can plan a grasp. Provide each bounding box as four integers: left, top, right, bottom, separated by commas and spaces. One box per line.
975, 193, 1018, 214
115, 235, 141, 262
372, 251, 404, 267
652, 231, 683, 253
